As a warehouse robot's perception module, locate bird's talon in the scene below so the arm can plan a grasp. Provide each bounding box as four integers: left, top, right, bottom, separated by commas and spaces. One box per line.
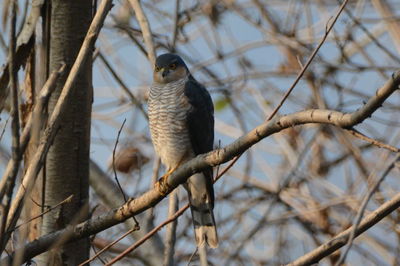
155, 175, 171, 196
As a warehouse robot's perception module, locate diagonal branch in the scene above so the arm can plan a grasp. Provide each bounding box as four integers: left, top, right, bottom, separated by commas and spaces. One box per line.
128, 0, 156, 65
4, 69, 400, 264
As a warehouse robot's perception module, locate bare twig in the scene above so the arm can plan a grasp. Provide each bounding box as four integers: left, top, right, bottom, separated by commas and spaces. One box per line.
111, 118, 140, 228
171, 0, 180, 51
79, 227, 137, 266
187, 247, 198, 266
346, 128, 399, 153
128, 0, 156, 65
112, 118, 128, 203
104, 203, 189, 266
12, 195, 74, 232
0, 117, 9, 142
92, 237, 146, 261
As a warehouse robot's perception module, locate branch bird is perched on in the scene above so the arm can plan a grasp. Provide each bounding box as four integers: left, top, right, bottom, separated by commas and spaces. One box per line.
148, 53, 218, 248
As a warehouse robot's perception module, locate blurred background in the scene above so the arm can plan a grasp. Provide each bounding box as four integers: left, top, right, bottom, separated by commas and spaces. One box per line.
0, 0, 400, 265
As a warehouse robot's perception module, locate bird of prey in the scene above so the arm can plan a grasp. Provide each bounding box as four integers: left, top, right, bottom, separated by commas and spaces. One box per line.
148, 53, 218, 248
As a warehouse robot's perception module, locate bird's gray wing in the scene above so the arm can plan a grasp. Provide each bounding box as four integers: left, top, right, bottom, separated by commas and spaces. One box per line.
184, 75, 218, 248
184, 75, 214, 155
184, 75, 215, 203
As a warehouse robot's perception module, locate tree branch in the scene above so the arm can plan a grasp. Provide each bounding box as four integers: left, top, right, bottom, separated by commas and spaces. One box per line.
128, 0, 156, 65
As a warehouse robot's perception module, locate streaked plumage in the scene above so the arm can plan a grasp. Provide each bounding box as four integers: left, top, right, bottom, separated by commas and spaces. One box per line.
148, 53, 218, 248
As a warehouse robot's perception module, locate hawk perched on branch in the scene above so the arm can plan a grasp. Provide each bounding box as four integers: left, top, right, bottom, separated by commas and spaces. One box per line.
148, 53, 218, 248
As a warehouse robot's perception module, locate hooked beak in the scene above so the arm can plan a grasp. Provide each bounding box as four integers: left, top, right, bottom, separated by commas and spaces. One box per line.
162, 68, 170, 78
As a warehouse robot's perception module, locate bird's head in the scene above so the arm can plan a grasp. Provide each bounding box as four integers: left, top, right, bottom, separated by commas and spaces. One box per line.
153, 53, 189, 84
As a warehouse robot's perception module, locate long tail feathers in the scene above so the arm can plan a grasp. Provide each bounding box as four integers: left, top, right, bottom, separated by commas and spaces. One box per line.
191, 206, 218, 248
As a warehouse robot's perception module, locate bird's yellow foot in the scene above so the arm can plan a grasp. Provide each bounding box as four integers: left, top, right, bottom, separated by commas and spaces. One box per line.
155, 173, 172, 196
155, 162, 183, 196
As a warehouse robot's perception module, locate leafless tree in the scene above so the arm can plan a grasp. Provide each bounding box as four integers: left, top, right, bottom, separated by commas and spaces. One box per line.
0, 0, 399, 265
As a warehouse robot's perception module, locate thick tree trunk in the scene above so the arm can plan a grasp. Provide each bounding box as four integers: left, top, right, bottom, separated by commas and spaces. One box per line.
39, 1, 93, 265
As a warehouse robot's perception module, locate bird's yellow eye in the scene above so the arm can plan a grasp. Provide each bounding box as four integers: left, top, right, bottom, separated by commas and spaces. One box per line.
155, 66, 161, 72
169, 63, 177, 70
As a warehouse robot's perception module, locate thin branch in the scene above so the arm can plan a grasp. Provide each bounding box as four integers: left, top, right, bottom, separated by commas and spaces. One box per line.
128, 0, 156, 65
171, 0, 180, 51
105, 203, 189, 266
79, 227, 137, 266
12, 195, 74, 232
112, 118, 128, 203
0, 117, 9, 142
4, 69, 400, 264
91, 237, 145, 261
346, 128, 399, 153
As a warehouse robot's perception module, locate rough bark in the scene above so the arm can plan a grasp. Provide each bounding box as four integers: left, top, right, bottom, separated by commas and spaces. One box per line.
39, 1, 93, 265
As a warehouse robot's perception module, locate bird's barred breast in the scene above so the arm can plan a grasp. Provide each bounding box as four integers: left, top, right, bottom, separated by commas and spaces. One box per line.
148, 78, 194, 169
